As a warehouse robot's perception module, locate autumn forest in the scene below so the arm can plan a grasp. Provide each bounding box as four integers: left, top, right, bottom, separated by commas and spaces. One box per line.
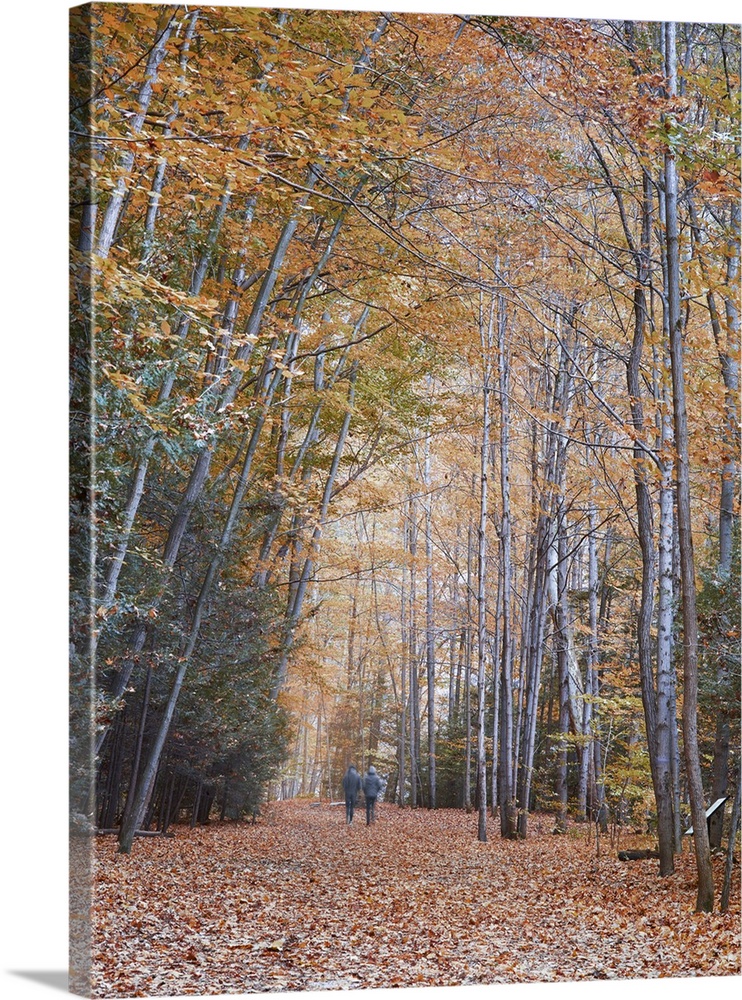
70, 4, 740, 995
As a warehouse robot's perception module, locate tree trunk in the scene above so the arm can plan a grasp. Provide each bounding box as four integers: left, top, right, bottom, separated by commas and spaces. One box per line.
655, 343, 679, 870
95, 8, 177, 258
118, 662, 152, 837
423, 424, 436, 809
399, 519, 408, 806
578, 495, 599, 820
553, 514, 570, 834
409, 496, 419, 809
624, 167, 676, 876
663, 19, 713, 911
476, 298, 494, 842
721, 767, 740, 913
464, 522, 473, 813
497, 296, 516, 838
719, 193, 740, 575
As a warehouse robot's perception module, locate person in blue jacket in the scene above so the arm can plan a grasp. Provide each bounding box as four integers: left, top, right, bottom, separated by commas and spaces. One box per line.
362, 765, 383, 825
342, 765, 362, 824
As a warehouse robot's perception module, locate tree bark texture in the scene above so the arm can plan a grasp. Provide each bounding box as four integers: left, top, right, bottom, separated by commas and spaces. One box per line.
663, 20, 714, 912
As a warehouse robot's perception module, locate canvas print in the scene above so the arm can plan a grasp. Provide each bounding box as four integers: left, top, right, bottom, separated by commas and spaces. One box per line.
69, 4, 741, 997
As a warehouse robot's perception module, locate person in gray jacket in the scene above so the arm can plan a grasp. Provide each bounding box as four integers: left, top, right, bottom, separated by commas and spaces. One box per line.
362, 765, 383, 825
342, 765, 362, 824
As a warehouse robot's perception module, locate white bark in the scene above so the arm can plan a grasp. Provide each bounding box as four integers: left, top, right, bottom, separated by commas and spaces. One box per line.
476, 297, 495, 842
663, 20, 713, 911
96, 10, 177, 258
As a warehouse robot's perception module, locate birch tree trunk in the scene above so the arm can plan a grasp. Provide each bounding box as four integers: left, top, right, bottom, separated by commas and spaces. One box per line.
663, 20, 713, 912
423, 424, 436, 809
578, 497, 599, 820
464, 521, 473, 813
553, 513, 570, 834
517, 499, 551, 835
96, 8, 177, 258
497, 296, 516, 838
399, 515, 408, 806
717, 184, 740, 578
476, 299, 494, 842
409, 496, 419, 809
624, 166, 677, 875
656, 366, 679, 870
141, 11, 199, 263
653, 206, 679, 871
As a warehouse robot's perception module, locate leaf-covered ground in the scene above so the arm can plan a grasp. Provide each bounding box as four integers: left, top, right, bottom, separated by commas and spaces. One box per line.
92, 801, 740, 997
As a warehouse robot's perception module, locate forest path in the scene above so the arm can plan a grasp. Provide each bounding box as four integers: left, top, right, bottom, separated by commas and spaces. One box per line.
93, 801, 739, 997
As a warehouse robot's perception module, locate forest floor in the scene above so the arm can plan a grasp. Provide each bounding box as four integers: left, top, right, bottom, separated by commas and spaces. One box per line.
92, 800, 740, 997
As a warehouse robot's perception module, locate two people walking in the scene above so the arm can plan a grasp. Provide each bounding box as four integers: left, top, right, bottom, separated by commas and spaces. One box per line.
342, 764, 383, 826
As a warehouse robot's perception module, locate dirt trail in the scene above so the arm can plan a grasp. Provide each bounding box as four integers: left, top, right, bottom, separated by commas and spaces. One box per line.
92, 801, 740, 997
